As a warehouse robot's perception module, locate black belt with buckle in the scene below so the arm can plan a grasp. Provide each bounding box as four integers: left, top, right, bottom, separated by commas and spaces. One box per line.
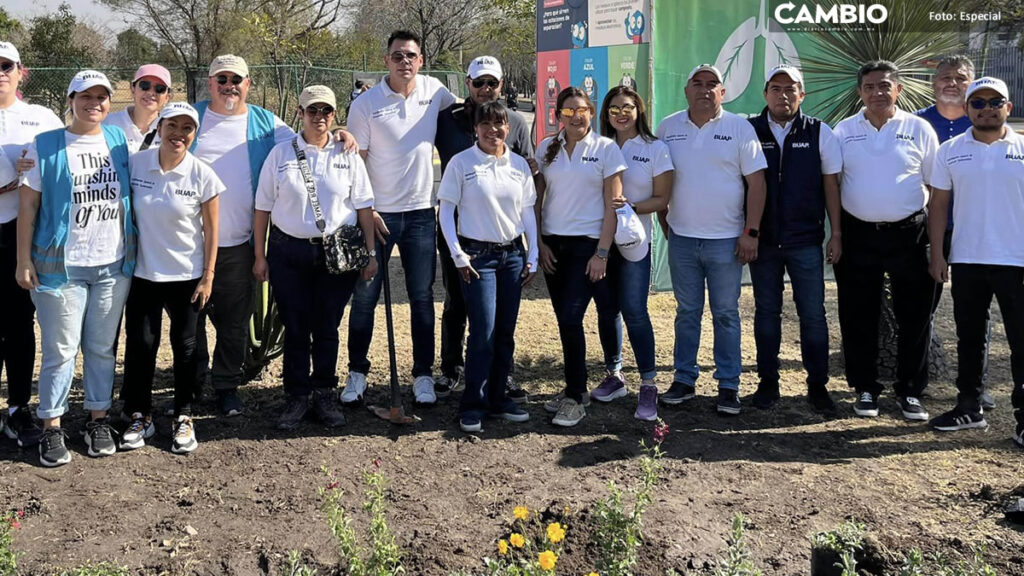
872, 209, 925, 230
459, 236, 521, 252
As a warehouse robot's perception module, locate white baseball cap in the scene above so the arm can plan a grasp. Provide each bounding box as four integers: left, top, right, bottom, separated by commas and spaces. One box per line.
966, 76, 1009, 100
0, 41, 20, 64
159, 101, 200, 126
687, 64, 723, 83
614, 204, 649, 262
467, 56, 503, 80
67, 70, 113, 97
765, 65, 804, 88
209, 54, 249, 77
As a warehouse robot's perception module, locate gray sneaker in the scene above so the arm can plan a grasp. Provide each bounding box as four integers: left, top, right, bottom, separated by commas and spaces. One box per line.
39, 427, 71, 467
171, 415, 198, 454
312, 389, 346, 427
544, 391, 590, 414
551, 398, 586, 427
84, 417, 117, 457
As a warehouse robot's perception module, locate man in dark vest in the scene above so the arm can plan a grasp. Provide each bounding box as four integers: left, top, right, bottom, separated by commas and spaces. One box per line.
748, 65, 844, 412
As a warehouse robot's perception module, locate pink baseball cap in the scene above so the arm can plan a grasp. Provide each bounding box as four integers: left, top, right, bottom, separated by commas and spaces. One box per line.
133, 64, 172, 87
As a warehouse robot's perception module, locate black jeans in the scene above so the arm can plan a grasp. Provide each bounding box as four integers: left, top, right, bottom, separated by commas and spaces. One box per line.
122, 277, 202, 416
437, 217, 467, 379
933, 229, 992, 386
196, 243, 255, 391
834, 211, 934, 396
951, 264, 1024, 424
0, 219, 35, 407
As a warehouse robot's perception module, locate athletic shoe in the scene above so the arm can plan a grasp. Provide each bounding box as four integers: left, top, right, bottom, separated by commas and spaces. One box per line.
84, 417, 117, 457
3, 405, 43, 447
980, 391, 996, 411
120, 413, 155, 450
591, 373, 627, 403
634, 384, 658, 421
39, 427, 71, 468
552, 398, 586, 427
340, 372, 368, 405
1014, 425, 1024, 450
854, 391, 879, 418
312, 389, 346, 427
931, 406, 988, 431
717, 389, 741, 416
277, 395, 310, 430
661, 381, 696, 406
434, 371, 461, 399
490, 400, 529, 423
413, 375, 437, 405
506, 375, 528, 405
808, 386, 837, 414
544, 391, 590, 414
899, 396, 929, 421
171, 415, 198, 454
217, 389, 244, 417
459, 413, 482, 433
751, 382, 780, 410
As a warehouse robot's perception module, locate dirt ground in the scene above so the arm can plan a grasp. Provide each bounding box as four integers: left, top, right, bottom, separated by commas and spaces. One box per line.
2, 265, 1023, 576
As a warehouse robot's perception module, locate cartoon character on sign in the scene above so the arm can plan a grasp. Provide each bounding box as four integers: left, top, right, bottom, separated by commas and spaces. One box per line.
544, 75, 562, 136
582, 74, 599, 130
571, 20, 588, 48
713, 0, 800, 104
625, 10, 644, 44
620, 73, 636, 90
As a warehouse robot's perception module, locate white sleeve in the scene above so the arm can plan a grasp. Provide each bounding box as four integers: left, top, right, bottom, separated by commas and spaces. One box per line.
920, 124, 940, 186
436, 156, 463, 205
42, 108, 65, 131
522, 202, 538, 270
652, 140, 674, 177
930, 142, 953, 191
201, 161, 226, 203
439, 200, 470, 268
20, 141, 41, 191
254, 147, 279, 211
818, 123, 843, 175
348, 153, 375, 210
603, 140, 627, 178
348, 97, 371, 151
437, 79, 457, 110
739, 121, 769, 175
272, 115, 296, 145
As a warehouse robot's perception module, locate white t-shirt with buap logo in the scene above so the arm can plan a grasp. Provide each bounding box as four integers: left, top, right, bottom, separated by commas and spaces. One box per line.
0, 100, 64, 223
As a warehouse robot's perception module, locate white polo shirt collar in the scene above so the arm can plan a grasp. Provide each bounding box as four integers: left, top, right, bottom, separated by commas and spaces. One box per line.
143, 147, 194, 177
470, 143, 511, 166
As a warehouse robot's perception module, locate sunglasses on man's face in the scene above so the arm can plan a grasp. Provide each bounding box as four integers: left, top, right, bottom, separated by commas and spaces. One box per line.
0, 61, 16, 74
969, 97, 1008, 110
304, 105, 334, 117
215, 74, 244, 86
472, 78, 500, 89
389, 51, 419, 63
136, 80, 169, 94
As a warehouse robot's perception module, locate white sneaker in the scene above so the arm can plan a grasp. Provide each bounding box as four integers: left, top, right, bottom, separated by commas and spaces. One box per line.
544, 391, 591, 414
552, 398, 586, 427
340, 372, 368, 404
413, 375, 437, 404
120, 413, 155, 450
171, 415, 197, 454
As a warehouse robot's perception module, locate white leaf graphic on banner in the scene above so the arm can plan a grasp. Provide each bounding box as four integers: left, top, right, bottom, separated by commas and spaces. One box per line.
764, 14, 801, 72
714, 16, 757, 103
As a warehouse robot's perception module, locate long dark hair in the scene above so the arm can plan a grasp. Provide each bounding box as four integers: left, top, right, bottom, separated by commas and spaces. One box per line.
599, 85, 656, 142
542, 86, 594, 166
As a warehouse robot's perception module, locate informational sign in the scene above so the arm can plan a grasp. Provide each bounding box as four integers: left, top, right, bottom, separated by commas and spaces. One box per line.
535, 50, 571, 142
607, 43, 649, 103
588, 0, 650, 47
570, 47, 609, 131
538, 0, 591, 52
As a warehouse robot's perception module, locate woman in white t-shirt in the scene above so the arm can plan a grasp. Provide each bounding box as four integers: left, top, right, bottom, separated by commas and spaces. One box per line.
120, 102, 222, 455
17, 70, 135, 467
438, 101, 538, 434
0, 41, 63, 449
597, 85, 673, 421
253, 86, 378, 431
103, 64, 172, 154
535, 86, 627, 428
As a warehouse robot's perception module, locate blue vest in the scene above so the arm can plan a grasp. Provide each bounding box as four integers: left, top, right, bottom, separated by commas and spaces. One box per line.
190, 101, 277, 196
33, 125, 135, 288
749, 108, 824, 248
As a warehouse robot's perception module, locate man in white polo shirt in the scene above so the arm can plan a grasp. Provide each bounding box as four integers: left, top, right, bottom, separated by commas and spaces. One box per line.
655, 64, 767, 416
833, 60, 939, 421
340, 30, 456, 406
927, 77, 1024, 449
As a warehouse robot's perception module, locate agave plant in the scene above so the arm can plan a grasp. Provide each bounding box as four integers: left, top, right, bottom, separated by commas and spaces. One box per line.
244, 277, 285, 382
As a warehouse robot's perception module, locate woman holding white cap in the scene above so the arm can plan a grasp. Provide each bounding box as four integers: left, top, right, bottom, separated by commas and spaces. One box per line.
438, 100, 538, 433
120, 102, 222, 454
535, 86, 627, 428
253, 85, 377, 431
104, 64, 172, 153
0, 41, 63, 449
597, 85, 673, 421
17, 70, 136, 467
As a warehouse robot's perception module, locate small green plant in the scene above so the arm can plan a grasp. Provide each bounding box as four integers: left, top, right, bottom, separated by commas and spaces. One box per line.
711, 513, 762, 576
0, 510, 23, 574
838, 550, 857, 576
899, 545, 996, 576
282, 550, 317, 576
58, 562, 131, 576
810, 520, 866, 554
319, 462, 405, 576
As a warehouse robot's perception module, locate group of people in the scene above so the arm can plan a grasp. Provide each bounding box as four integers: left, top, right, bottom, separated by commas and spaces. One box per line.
0, 31, 1022, 467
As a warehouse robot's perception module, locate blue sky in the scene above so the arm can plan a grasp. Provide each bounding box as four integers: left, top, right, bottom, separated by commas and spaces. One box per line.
6, 0, 126, 33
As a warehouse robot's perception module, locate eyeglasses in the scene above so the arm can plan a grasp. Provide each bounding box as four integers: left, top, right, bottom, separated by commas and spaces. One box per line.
472, 78, 500, 89
559, 107, 591, 118
0, 61, 15, 74
389, 51, 419, 63
215, 74, 244, 85
969, 97, 1007, 110
607, 104, 637, 116
304, 105, 335, 116
136, 80, 169, 94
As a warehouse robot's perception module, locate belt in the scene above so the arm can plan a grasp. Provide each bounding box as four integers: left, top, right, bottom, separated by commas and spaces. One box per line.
272, 226, 324, 244
848, 209, 924, 230
459, 236, 522, 252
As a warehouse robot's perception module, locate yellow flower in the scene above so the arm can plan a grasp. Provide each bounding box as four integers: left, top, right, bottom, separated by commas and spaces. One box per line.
497, 539, 509, 555
586, 573, 599, 576
537, 550, 557, 571
509, 533, 525, 548
546, 522, 565, 544
513, 506, 530, 521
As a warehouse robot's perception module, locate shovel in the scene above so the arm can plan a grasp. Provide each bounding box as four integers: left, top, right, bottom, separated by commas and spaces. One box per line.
368, 253, 420, 425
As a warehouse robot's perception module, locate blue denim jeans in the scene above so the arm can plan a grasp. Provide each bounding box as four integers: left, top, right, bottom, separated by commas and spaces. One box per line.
668, 234, 743, 390
600, 248, 657, 380
348, 208, 436, 378
32, 261, 131, 419
748, 243, 829, 388
458, 241, 524, 418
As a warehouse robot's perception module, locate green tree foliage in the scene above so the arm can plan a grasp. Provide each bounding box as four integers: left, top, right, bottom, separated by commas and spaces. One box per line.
111, 28, 159, 80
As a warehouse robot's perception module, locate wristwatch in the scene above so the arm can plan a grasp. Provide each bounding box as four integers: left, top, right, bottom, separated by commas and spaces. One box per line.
595, 247, 610, 260
745, 227, 759, 239
368, 249, 377, 257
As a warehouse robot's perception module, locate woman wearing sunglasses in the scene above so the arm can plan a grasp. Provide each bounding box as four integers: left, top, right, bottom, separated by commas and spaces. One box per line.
104, 64, 172, 153
17, 70, 136, 467
119, 102, 222, 454
438, 101, 538, 433
253, 86, 378, 431
596, 86, 673, 421
535, 86, 627, 428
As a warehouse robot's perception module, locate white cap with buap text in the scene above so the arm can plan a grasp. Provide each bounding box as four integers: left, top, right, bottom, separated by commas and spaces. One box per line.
67, 70, 113, 97
468, 56, 503, 80
966, 76, 1010, 101
0, 41, 20, 64
687, 63, 723, 83
765, 65, 803, 88
614, 204, 649, 262
159, 102, 201, 127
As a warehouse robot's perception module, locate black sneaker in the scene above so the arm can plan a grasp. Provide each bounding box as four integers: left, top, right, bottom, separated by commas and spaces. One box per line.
3, 406, 43, 447
277, 395, 310, 430
506, 376, 529, 405
751, 382, 780, 410
807, 386, 836, 414
312, 389, 346, 427
661, 381, 696, 405
980, 391, 996, 411
434, 372, 460, 399
931, 406, 988, 431
854, 391, 879, 418
490, 399, 529, 423
39, 427, 71, 467
717, 389, 741, 415
217, 389, 245, 417
84, 417, 117, 457
898, 396, 929, 421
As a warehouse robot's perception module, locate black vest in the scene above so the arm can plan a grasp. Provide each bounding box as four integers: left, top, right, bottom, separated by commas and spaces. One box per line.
749, 107, 825, 248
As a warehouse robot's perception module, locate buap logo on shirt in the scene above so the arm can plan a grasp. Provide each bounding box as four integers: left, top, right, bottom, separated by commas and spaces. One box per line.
895, 133, 915, 142
174, 188, 198, 198
713, 134, 732, 141
581, 156, 600, 162
791, 142, 810, 148
631, 155, 650, 163
1006, 153, 1024, 161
